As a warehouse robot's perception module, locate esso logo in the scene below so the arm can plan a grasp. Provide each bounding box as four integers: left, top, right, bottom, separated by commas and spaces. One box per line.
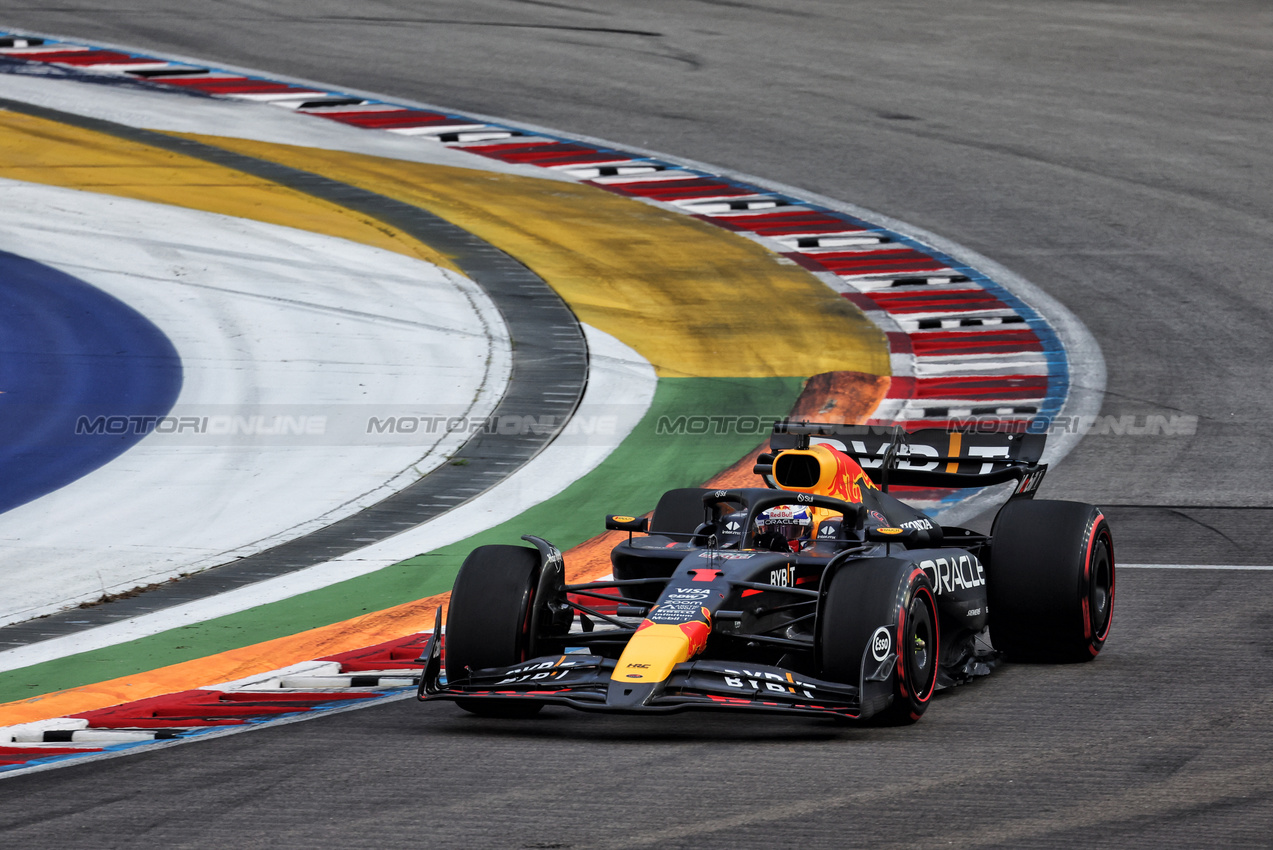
870, 627, 892, 662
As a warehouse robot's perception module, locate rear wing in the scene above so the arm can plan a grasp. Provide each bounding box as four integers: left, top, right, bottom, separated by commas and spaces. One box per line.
766, 422, 1047, 495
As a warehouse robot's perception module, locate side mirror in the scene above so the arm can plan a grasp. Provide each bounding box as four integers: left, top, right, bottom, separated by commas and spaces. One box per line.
752, 452, 776, 477
605, 514, 650, 533
865, 526, 920, 545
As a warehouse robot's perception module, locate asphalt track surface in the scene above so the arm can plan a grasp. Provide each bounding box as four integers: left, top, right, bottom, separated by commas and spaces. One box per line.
1, 1, 1271, 846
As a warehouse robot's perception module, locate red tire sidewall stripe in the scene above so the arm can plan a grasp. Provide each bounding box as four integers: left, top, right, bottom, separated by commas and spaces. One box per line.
915, 584, 939, 704
897, 568, 938, 705
1082, 513, 1114, 645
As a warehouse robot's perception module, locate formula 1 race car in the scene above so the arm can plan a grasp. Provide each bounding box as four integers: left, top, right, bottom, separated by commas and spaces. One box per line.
417, 422, 1114, 723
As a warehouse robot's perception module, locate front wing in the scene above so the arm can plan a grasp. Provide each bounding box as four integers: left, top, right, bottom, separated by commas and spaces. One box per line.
416, 629, 892, 720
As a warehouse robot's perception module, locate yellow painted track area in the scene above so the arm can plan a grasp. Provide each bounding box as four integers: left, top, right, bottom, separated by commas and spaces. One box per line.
174, 134, 890, 379
0, 110, 458, 272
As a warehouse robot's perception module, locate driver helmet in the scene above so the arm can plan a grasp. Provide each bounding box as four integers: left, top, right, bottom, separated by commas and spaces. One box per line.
756, 504, 813, 551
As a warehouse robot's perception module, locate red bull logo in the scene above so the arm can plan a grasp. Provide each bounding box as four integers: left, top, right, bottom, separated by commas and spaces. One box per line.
679, 616, 711, 657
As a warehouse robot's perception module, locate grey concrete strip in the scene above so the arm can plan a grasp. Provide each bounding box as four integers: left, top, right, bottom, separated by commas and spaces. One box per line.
0, 97, 587, 650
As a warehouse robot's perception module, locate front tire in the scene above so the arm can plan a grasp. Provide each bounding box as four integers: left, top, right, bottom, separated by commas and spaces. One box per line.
989, 500, 1115, 662
445, 544, 545, 718
819, 561, 940, 724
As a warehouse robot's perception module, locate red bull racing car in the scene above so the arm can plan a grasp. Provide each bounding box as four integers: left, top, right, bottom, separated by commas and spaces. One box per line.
417, 422, 1114, 723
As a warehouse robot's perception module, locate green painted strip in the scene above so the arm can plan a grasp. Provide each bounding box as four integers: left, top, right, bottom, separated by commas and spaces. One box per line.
0, 376, 801, 703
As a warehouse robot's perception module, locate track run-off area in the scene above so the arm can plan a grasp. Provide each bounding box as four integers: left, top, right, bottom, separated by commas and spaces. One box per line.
1, 2, 1272, 847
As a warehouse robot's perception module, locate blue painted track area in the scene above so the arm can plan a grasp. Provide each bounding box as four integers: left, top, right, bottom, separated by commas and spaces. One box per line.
0, 251, 182, 514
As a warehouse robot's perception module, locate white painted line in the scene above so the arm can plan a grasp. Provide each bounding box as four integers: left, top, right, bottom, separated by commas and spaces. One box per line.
587, 170, 700, 184
2, 719, 90, 743
1119, 564, 1273, 571
198, 661, 341, 691
912, 359, 1050, 376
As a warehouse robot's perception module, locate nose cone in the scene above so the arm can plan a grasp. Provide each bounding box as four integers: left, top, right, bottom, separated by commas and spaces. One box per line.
606, 616, 712, 708
611, 621, 699, 684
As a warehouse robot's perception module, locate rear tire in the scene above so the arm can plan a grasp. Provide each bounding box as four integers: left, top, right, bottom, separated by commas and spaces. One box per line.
819, 561, 939, 724
445, 544, 545, 718
989, 500, 1114, 662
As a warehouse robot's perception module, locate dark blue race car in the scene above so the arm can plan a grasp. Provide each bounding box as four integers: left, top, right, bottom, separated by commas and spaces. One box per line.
418, 422, 1114, 724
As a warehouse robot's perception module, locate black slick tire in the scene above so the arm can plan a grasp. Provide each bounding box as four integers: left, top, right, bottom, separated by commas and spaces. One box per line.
989, 500, 1115, 662
445, 544, 544, 718
819, 560, 940, 724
